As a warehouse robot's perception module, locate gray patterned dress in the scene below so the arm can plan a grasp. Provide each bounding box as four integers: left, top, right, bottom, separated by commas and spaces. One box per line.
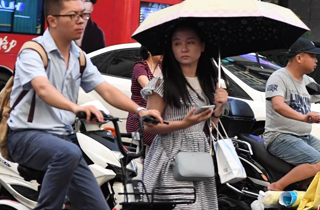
141, 77, 218, 210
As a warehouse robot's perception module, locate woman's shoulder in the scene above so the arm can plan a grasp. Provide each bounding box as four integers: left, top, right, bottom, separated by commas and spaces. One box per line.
134, 60, 147, 67
134, 60, 151, 73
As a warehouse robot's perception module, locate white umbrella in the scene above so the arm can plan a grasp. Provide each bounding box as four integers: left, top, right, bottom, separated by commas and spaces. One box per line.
132, 0, 310, 85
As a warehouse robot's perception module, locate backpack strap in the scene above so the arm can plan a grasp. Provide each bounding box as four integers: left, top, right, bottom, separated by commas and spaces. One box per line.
5, 77, 28, 112
14, 41, 48, 122
76, 45, 86, 76
18, 40, 48, 69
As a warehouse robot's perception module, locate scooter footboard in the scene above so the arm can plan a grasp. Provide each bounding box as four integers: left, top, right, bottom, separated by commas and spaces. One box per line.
0, 178, 37, 209
0, 199, 31, 210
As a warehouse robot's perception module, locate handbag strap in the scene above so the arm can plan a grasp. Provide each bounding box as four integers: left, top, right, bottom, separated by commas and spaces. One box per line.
212, 120, 229, 140
204, 118, 215, 155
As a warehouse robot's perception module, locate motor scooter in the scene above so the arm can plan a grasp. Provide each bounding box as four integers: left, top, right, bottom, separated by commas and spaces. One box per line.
0, 101, 140, 210
216, 99, 304, 210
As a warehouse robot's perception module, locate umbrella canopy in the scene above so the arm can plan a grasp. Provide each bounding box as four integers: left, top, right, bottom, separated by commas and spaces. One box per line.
131, 0, 310, 58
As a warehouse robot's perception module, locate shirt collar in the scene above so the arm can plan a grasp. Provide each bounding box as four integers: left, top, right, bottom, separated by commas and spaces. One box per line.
42, 29, 81, 58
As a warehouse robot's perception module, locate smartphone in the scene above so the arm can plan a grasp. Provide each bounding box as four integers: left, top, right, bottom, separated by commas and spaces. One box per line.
194, 105, 216, 114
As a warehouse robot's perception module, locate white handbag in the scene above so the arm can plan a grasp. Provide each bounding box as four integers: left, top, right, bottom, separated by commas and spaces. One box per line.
173, 151, 214, 181
172, 121, 215, 181
213, 120, 246, 184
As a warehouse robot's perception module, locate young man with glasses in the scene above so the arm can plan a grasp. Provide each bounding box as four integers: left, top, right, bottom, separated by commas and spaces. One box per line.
6, 0, 162, 209
52, 12, 91, 21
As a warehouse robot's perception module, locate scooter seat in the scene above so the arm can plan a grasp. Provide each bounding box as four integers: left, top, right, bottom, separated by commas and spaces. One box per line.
18, 165, 45, 184
238, 133, 294, 180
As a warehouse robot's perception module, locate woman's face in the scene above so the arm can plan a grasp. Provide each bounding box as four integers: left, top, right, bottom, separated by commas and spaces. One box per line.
171, 27, 205, 67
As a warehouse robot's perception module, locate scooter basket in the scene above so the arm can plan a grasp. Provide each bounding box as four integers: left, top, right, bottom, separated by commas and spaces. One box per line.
119, 180, 196, 210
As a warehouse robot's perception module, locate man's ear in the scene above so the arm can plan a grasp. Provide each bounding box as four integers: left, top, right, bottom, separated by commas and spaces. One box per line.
295, 54, 302, 64
47, 15, 57, 28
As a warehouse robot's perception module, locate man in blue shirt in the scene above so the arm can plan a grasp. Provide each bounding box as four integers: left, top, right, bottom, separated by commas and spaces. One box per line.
7, 0, 162, 209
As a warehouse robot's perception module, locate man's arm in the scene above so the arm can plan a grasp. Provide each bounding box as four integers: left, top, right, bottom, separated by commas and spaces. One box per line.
271, 96, 319, 123
32, 77, 77, 112
94, 81, 162, 122
31, 76, 104, 122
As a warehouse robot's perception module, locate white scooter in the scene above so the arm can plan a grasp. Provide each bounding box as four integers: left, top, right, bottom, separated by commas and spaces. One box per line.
0, 101, 142, 210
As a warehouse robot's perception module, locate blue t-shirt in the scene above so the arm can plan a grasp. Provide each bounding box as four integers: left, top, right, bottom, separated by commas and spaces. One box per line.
8, 29, 104, 135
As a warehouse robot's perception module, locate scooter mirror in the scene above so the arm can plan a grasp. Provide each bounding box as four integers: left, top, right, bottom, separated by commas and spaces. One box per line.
306, 82, 320, 95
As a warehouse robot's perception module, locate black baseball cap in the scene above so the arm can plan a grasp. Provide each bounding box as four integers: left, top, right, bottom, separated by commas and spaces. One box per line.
288, 37, 320, 58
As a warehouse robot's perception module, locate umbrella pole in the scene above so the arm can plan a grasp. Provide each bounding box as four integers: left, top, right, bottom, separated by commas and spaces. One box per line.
218, 44, 221, 88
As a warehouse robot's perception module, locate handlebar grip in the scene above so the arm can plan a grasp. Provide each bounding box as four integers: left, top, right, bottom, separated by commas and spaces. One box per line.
143, 116, 160, 124
76, 112, 88, 120
142, 116, 169, 125
76, 111, 113, 121
308, 116, 320, 123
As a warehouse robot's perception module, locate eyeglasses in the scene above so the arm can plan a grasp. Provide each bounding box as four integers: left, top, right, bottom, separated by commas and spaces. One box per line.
53, 13, 90, 21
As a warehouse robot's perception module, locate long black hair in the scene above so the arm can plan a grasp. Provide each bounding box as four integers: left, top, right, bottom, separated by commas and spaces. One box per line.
161, 21, 218, 108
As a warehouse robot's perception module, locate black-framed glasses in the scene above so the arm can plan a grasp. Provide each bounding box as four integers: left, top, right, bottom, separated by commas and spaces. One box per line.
53, 13, 90, 21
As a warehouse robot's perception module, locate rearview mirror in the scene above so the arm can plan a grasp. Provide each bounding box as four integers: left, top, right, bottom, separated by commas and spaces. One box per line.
306, 82, 320, 95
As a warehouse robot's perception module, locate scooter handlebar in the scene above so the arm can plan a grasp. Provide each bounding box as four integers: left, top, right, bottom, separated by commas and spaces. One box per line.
143, 116, 169, 125
77, 111, 164, 165
76, 111, 115, 122
116, 116, 166, 164
307, 116, 320, 123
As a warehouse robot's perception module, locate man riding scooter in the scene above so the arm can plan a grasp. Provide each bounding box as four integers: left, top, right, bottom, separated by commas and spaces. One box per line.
6, 0, 162, 210
264, 37, 320, 191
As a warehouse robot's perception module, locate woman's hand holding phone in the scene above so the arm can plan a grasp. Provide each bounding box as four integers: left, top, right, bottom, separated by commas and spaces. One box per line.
194, 105, 216, 115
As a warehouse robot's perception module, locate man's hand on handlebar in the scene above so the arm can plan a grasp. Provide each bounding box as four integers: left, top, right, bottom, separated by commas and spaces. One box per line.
142, 116, 169, 126
73, 105, 104, 123
138, 109, 163, 126
306, 112, 320, 123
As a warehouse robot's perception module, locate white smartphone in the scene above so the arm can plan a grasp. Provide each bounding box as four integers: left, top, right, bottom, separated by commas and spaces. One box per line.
194, 105, 216, 114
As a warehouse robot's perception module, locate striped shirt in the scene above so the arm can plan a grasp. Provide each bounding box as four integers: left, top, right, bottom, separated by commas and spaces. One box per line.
141, 77, 218, 209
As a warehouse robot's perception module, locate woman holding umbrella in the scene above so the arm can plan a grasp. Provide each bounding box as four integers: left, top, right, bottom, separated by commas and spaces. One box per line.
141, 21, 228, 209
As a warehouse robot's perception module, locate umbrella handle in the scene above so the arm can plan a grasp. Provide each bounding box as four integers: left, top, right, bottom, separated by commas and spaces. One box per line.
218, 46, 221, 88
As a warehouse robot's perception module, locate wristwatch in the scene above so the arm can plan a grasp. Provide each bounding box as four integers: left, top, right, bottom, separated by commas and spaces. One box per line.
135, 107, 146, 118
